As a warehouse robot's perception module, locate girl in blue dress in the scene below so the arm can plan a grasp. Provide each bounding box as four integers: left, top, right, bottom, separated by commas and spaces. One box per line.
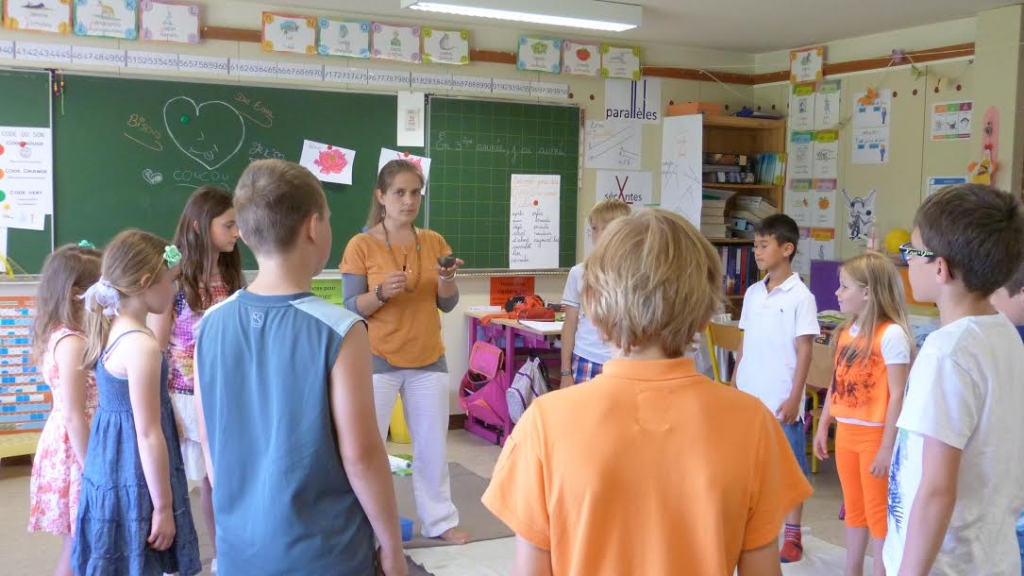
74, 229, 201, 576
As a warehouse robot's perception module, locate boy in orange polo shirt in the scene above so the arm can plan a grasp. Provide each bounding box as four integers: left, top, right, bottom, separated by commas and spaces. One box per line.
482, 209, 813, 576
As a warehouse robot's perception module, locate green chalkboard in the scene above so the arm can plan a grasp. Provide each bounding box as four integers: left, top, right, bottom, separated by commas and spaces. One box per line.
1, 71, 420, 273
427, 97, 579, 269
0, 69, 52, 275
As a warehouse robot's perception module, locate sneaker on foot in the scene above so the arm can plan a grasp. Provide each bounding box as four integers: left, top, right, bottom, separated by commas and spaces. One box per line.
780, 539, 803, 563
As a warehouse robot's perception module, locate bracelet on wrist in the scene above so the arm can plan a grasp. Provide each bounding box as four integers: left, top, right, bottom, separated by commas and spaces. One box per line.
374, 284, 389, 306
560, 370, 572, 377
440, 270, 457, 281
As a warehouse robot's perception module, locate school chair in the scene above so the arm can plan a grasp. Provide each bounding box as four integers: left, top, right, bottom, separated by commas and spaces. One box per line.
806, 340, 835, 474
706, 321, 743, 385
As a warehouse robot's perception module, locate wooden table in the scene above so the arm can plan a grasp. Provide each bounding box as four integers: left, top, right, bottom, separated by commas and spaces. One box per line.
465, 309, 562, 380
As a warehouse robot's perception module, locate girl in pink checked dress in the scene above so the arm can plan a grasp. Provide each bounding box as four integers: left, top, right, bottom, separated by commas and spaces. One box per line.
149, 186, 244, 573
27, 243, 102, 576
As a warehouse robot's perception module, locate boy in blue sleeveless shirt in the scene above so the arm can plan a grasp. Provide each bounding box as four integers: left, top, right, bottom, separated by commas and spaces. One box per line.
194, 160, 406, 575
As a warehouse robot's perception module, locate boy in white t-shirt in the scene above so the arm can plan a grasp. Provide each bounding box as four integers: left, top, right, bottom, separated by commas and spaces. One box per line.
560, 199, 631, 387
885, 184, 1024, 576
734, 214, 820, 564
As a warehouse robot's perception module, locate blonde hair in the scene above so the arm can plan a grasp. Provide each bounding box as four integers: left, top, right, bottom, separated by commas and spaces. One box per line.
234, 159, 326, 255
366, 159, 425, 229
837, 251, 915, 365
582, 209, 723, 357
82, 230, 170, 369
32, 244, 102, 363
588, 199, 631, 227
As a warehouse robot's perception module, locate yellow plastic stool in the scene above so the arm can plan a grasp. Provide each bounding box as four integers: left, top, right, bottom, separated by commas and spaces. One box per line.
389, 395, 412, 444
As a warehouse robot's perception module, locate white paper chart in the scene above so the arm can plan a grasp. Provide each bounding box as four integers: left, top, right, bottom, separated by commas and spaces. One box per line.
509, 174, 560, 269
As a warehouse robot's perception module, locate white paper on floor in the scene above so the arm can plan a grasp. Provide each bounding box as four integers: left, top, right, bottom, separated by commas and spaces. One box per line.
406, 534, 870, 576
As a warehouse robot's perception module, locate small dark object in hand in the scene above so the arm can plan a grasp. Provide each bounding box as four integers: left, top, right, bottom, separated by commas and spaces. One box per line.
438, 256, 457, 268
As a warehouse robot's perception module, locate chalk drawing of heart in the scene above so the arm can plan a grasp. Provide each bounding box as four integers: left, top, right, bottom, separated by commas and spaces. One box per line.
163, 96, 246, 171
142, 169, 163, 185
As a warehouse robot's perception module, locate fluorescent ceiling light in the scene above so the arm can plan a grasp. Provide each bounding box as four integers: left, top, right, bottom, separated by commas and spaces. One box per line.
401, 0, 641, 32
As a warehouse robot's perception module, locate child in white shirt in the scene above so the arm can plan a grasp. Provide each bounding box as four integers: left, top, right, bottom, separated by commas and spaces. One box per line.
560, 199, 631, 387
885, 184, 1024, 576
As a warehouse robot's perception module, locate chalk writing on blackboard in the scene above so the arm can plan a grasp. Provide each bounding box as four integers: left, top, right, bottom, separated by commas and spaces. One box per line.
434, 132, 570, 166
163, 96, 247, 171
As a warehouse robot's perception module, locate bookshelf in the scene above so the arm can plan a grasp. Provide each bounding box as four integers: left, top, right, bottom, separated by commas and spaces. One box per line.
701, 115, 787, 316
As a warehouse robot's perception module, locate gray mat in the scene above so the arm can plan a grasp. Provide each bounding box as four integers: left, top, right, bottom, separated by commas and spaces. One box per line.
394, 462, 514, 549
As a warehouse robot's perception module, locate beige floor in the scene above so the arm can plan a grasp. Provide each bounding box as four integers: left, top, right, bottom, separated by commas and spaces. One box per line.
0, 430, 850, 575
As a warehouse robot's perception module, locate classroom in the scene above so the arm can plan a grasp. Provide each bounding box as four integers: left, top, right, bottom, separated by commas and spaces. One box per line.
1, 1, 1023, 575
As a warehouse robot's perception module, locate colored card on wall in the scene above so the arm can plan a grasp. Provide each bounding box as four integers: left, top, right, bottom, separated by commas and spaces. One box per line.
262, 12, 317, 55
318, 18, 370, 58
74, 0, 138, 39
139, 1, 200, 44
422, 28, 469, 65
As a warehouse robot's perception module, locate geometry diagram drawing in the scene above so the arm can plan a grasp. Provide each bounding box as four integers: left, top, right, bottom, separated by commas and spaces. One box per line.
660, 115, 703, 227
584, 120, 641, 170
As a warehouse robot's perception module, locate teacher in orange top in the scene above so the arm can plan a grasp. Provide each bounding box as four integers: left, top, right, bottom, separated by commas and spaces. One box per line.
339, 159, 468, 545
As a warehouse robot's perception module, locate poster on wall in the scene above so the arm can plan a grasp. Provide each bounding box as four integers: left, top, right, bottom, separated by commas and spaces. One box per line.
318, 18, 370, 58
371, 23, 421, 63
788, 132, 814, 181
852, 127, 890, 165
790, 46, 825, 84
595, 170, 653, 208
517, 36, 561, 74
562, 40, 600, 77
139, 1, 200, 44
4, 0, 72, 35
812, 130, 839, 182
422, 28, 469, 65
853, 89, 892, 128
600, 45, 641, 80
510, 174, 560, 270
815, 79, 841, 129
931, 101, 973, 141
789, 83, 816, 131
0, 126, 54, 214
660, 114, 703, 227
604, 77, 661, 124
74, 0, 138, 39
585, 120, 641, 170
786, 191, 812, 227
842, 189, 876, 241
262, 12, 317, 55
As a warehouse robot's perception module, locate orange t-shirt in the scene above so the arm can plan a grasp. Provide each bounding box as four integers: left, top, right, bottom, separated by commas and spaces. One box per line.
481, 357, 813, 576
339, 229, 452, 368
830, 323, 891, 423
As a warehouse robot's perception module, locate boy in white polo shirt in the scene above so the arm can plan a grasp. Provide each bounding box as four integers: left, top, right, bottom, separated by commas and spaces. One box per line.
560, 199, 632, 386
734, 213, 819, 564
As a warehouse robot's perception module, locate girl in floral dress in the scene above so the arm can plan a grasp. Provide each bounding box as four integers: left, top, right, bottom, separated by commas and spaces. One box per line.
27, 243, 102, 576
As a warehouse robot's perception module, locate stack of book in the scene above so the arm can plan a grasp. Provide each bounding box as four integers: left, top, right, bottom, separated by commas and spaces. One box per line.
703, 153, 787, 186
703, 153, 756, 184
701, 188, 734, 238
728, 196, 778, 237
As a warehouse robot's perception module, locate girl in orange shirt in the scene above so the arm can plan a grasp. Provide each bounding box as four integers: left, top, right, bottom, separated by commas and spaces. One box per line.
814, 252, 913, 576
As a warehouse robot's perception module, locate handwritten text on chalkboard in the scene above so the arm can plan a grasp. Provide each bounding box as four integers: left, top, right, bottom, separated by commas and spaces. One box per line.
434, 132, 571, 166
